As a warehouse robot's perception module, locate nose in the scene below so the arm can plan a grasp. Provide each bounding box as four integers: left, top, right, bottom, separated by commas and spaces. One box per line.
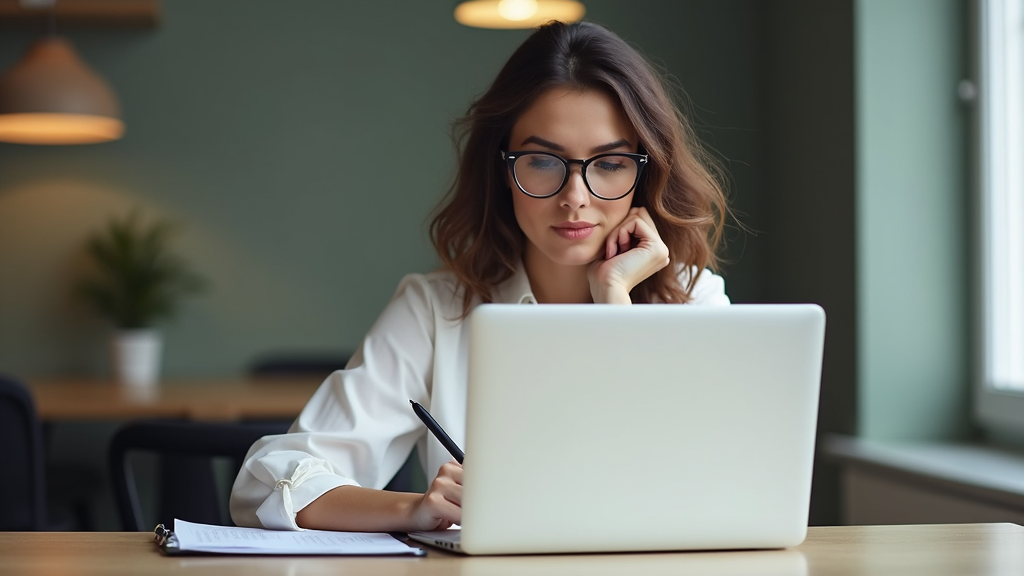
559, 165, 590, 210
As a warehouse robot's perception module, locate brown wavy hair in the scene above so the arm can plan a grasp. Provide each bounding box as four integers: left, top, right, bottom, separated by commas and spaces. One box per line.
430, 21, 728, 313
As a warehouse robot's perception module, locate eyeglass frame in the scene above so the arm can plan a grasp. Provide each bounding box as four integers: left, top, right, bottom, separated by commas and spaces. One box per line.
500, 149, 649, 201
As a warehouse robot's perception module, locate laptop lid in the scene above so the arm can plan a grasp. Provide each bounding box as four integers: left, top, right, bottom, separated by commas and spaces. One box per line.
457, 304, 825, 555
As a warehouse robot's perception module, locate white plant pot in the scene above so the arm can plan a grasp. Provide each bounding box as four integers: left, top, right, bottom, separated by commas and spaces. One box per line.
111, 329, 163, 386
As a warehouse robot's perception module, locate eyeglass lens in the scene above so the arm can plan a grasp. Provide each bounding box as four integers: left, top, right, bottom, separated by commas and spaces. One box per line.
514, 153, 638, 199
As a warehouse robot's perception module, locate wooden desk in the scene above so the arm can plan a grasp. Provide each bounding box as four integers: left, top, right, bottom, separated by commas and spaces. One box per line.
1, 524, 1022, 575
27, 378, 322, 422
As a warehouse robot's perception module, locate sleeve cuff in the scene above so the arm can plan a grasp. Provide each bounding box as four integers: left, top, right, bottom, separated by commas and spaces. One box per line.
254, 457, 360, 531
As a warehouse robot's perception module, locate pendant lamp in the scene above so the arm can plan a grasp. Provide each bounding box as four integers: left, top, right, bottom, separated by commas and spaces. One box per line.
454, 0, 585, 29
0, 35, 124, 145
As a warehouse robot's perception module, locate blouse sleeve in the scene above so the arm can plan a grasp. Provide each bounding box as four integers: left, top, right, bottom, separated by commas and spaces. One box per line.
684, 267, 731, 305
229, 274, 437, 530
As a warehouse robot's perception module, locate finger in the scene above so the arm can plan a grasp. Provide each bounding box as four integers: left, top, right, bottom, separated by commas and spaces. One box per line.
629, 216, 662, 245
425, 475, 463, 508
424, 489, 462, 521
634, 209, 660, 242
447, 464, 463, 486
444, 487, 463, 507
634, 207, 659, 233
634, 206, 652, 222
438, 461, 463, 485
430, 467, 464, 501
434, 477, 463, 507
630, 218, 671, 267
606, 228, 619, 260
618, 220, 633, 254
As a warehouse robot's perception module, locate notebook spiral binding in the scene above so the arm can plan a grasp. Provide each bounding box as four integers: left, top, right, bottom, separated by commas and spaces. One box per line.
153, 524, 182, 555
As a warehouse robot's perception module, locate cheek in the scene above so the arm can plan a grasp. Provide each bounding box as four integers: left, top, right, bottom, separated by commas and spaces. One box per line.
511, 192, 555, 239
604, 197, 634, 228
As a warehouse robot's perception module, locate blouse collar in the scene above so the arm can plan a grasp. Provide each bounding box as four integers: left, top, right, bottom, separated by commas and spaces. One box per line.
493, 259, 537, 305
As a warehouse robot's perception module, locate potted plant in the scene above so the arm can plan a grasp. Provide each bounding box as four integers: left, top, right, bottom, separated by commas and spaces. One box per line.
77, 211, 206, 386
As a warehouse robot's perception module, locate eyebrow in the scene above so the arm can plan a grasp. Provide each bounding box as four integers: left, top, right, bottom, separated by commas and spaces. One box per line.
519, 136, 634, 154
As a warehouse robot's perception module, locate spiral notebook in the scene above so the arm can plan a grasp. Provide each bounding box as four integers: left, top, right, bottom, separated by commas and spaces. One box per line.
154, 519, 425, 556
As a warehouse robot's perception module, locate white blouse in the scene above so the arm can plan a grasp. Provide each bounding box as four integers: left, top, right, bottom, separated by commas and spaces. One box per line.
229, 262, 730, 530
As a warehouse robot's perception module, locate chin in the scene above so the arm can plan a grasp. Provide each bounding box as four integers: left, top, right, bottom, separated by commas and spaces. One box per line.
545, 245, 603, 267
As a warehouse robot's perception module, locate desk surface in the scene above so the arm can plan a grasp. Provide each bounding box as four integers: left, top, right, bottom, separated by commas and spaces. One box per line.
28, 378, 322, 421
1, 523, 1022, 576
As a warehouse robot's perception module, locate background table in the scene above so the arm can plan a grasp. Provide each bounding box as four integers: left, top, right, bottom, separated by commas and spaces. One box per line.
25, 377, 325, 531
28, 378, 323, 422
1, 523, 1023, 576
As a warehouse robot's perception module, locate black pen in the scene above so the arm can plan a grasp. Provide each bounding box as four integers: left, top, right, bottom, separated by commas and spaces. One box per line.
409, 400, 464, 464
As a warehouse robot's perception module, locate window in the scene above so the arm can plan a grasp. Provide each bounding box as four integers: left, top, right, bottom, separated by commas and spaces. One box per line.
976, 0, 1024, 432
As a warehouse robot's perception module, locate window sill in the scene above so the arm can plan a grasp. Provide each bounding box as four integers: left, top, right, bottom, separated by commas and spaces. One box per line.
821, 434, 1024, 513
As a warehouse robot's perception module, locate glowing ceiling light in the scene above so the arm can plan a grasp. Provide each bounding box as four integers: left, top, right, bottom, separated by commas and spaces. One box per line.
454, 0, 585, 29
0, 36, 123, 145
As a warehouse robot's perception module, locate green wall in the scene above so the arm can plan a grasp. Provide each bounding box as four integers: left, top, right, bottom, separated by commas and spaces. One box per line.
855, 0, 970, 441
0, 0, 766, 379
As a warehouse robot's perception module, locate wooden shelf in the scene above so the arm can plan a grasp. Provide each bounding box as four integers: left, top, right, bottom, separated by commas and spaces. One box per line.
0, 0, 159, 29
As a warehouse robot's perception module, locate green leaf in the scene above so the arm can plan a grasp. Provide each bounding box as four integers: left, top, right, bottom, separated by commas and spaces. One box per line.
75, 211, 208, 328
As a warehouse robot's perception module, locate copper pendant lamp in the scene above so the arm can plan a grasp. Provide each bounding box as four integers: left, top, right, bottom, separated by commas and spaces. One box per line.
454, 0, 585, 29
0, 34, 124, 145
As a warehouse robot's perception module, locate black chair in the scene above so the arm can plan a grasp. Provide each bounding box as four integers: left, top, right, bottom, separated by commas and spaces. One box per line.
0, 374, 47, 531
109, 419, 425, 531
108, 419, 291, 531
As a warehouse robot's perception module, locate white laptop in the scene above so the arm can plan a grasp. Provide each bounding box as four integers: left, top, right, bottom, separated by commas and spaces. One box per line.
409, 304, 825, 555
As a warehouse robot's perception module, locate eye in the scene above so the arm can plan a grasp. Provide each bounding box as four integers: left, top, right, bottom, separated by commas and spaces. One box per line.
593, 159, 628, 173
525, 155, 561, 171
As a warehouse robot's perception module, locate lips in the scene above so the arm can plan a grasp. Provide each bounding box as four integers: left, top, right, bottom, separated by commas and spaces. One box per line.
552, 221, 596, 240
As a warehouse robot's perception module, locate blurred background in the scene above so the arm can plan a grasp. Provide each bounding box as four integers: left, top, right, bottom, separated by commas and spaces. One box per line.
1, 0, 995, 532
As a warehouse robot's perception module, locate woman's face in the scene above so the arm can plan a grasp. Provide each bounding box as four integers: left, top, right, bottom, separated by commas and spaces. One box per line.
507, 88, 639, 268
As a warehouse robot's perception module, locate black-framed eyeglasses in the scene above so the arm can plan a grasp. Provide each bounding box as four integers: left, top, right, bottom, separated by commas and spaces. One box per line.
501, 150, 648, 201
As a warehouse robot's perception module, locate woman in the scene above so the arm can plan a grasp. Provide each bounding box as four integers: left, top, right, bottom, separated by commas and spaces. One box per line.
230, 20, 730, 533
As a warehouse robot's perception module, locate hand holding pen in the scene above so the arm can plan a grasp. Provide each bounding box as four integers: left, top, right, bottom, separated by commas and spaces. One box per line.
408, 400, 464, 530
410, 400, 464, 464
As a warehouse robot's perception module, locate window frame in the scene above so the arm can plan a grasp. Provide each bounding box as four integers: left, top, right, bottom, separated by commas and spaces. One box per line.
974, 0, 1024, 434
